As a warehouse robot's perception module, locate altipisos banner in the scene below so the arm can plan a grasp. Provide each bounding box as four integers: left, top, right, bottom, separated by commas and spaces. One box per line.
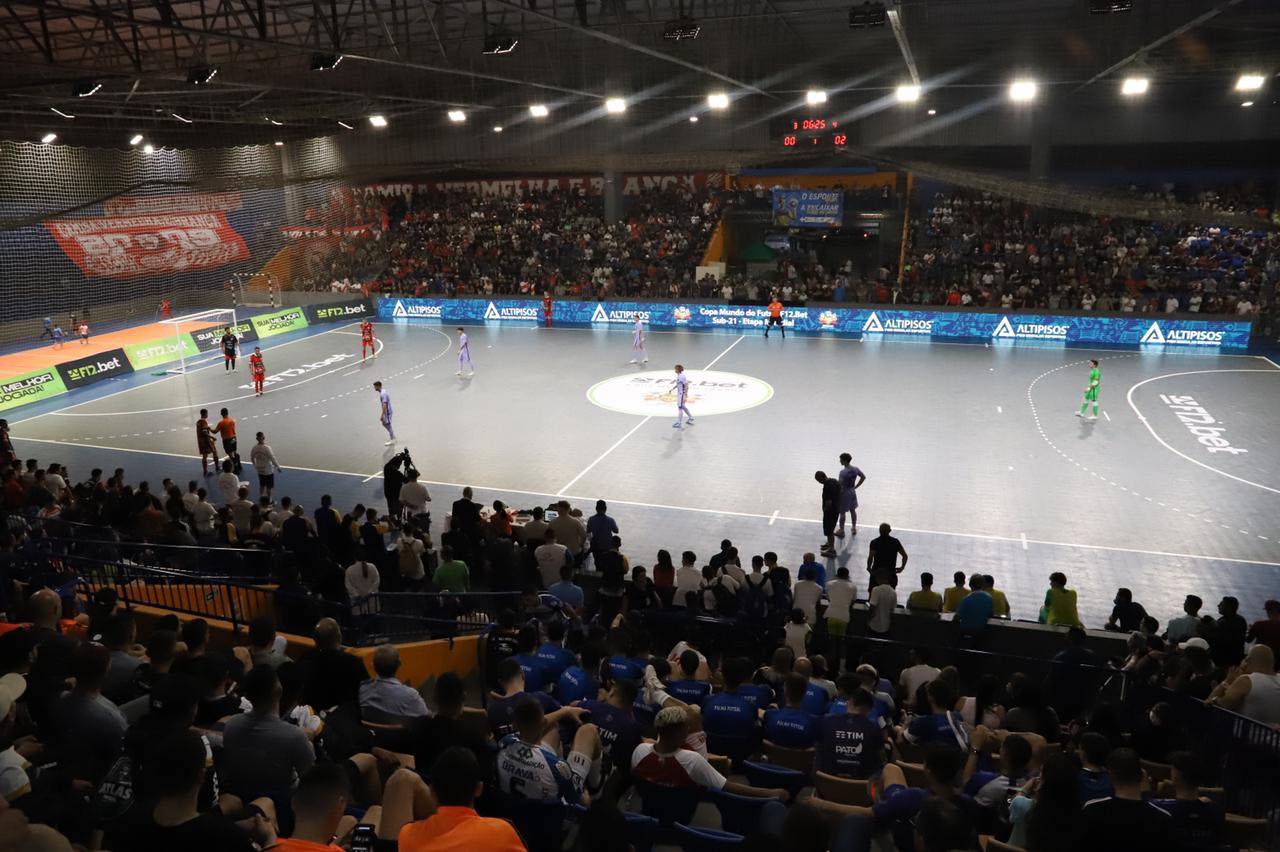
42, 212, 250, 279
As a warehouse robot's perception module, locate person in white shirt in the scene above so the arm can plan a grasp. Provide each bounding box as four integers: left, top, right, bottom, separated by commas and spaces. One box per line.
899, 650, 942, 708
248, 431, 281, 500
398, 471, 431, 518
784, 610, 811, 660
868, 580, 897, 635
191, 489, 217, 538
534, 528, 570, 588
397, 533, 427, 586
216, 460, 241, 504
673, 551, 702, 608
228, 485, 254, 532
345, 558, 380, 614
1165, 295, 1180, 313
181, 481, 201, 515
43, 465, 68, 498
700, 565, 740, 613
792, 565, 823, 624
825, 566, 857, 637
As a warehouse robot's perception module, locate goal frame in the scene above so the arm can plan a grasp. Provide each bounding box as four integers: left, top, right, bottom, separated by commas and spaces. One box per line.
159, 307, 239, 375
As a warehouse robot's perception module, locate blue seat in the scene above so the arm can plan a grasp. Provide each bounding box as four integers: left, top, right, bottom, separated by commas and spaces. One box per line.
706, 786, 771, 836
706, 732, 758, 765
633, 778, 701, 826
742, 760, 805, 800
674, 822, 745, 850
566, 804, 659, 852
484, 791, 566, 852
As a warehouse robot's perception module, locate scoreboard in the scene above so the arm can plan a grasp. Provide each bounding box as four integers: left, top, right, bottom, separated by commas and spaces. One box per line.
775, 116, 852, 149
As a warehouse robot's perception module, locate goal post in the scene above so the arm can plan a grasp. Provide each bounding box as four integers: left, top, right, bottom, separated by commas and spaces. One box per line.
159, 307, 239, 375
229, 272, 280, 309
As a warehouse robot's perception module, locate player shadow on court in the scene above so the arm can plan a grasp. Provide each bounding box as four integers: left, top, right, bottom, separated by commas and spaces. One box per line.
1077, 419, 1099, 439
455, 374, 474, 389
661, 426, 689, 458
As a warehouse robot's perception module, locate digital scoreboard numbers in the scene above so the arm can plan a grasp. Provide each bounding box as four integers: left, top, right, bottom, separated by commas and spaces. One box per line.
777, 116, 851, 149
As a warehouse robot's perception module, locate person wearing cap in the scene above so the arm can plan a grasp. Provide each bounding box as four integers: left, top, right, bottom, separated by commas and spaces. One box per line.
1246, 600, 1280, 659
1207, 644, 1280, 725
630, 705, 787, 799
0, 672, 32, 801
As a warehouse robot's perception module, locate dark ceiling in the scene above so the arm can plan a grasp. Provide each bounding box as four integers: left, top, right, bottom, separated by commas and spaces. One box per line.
0, 0, 1276, 147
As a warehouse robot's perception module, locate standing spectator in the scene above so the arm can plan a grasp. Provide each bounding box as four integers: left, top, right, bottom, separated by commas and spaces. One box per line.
382, 454, 408, 523
1105, 588, 1147, 632
868, 575, 897, 637
784, 609, 811, 660
398, 748, 525, 851
652, 549, 675, 603
942, 571, 969, 613
1211, 596, 1247, 668
1247, 599, 1280, 658
907, 572, 942, 612
1043, 572, 1082, 627
586, 499, 619, 565
248, 432, 281, 500
345, 556, 380, 614
534, 529, 570, 588
548, 563, 585, 615
825, 566, 857, 646
434, 546, 470, 593
399, 470, 431, 522
673, 550, 701, 608
360, 645, 428, 723
548, 500, 587, 565
792, 565, 822, 624
814, 471, 841, 557
866, 523, 908, 588
1164, 595, 1203, 645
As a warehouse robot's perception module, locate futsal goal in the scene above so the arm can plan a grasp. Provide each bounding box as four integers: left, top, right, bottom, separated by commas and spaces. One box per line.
159, 307, 239, 375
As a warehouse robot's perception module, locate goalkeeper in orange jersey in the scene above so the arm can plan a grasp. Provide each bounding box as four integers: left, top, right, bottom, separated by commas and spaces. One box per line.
361, 320, 376, 360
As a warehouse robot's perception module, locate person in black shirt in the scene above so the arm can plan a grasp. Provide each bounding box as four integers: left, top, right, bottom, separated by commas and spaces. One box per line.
866, 523, 908, 588
817, 688, 885, 779
297, 618, 369, 712
1150, 751, 1225, 852
1105, 588, 1147, 633
484, 609, 521, 692
220, 329, 238, 371
1079, 748, 1174, 852
814, 471, 841, 557
413, 672, 494, 779
1210, 596, 1247, 668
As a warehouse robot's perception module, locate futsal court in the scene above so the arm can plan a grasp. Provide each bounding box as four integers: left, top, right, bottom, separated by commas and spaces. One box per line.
11, 318, 1280, 627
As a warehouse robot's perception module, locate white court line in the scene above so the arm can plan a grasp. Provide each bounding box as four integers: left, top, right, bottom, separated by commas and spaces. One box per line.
769, 510, 779, 525
16, 434, 1280, 570
1020, 532, 1028, 551
554, 334, 745, 495
413, 374, 424, 380
1103, 411, 1111, 421
10, 321, 374, 425
996, 405, 1002, 414
1125, 369, 1280, 495
342, 370, 360, 377
1258, 355, 1280, 370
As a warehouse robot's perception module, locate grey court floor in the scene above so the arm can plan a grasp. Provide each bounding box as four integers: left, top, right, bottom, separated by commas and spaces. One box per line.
13, 319, 1280, 629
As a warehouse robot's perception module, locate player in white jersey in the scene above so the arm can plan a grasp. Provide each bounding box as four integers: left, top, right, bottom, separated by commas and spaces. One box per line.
373, 381, 395, 445
671, 364, 693, 429
630, 318, 648, 364
495, 695, 601, 804
455, 326, 474, 377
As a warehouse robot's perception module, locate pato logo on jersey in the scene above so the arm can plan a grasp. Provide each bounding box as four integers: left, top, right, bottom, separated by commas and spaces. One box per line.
587, 370, 773, 417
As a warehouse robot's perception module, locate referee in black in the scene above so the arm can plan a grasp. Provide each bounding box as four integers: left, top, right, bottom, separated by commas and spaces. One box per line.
815, 470, 840, 557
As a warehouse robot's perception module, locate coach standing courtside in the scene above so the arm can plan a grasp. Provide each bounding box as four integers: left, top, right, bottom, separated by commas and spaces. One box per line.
815, 471, 841, 558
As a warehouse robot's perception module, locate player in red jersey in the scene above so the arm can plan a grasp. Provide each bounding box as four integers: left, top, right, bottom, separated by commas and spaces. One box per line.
542, 291, 553, 328
249, 346, 266, 396
360, 320, 376, 359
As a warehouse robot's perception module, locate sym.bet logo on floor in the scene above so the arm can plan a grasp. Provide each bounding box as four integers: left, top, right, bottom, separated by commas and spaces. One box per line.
587, 370, 773, 417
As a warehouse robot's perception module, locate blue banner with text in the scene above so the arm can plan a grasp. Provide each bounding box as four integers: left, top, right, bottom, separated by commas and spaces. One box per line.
377, 298, 1251, 350
771, 189, 844, 228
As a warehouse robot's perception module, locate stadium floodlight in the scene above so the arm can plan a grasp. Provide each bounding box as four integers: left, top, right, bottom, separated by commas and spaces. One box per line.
806, 89, 828, 105
265, 117, 284, 126
129, 133, 144, 145
689, 115, 699, 123
310, 52, 343, 71
529, 104, 549, 117
72, 80, 102, 98
40, 132, 57, 144
707, 92, 729, 110
493, 125, 504, 133
605, 97, 627, 114
848, 2, 886, 28
1241, 101, 1254, 108
447, 109, 467, 123
171, 112, 194, 124
337, 121, 354, 130
927, 108, 937, 116
143, 143, 155, 154
50, 107, 76, 119
663, 17, 700, 40
1008, 79, 1038, 102
187, 66, 218, 85
1089, 0, 1133, 12
483, 34, 518, 54
274, 140, 284, 147
1121, 77, 1149, 96
896, 84, 921, 103
1235, 74, 1265, 91
368, 114, 388, 127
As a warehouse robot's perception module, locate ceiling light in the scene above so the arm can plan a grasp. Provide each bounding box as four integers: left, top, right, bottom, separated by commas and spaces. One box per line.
848, 1, 887, 28
274, 140, 284, 147
707, 92, 729, 110
1241, 101, 1254, 108
187, 66, 218, 85
529, 104, 549, 117
40, 132, 57, 144
1235, 74, 1265, 91
493, 125, 504, 133
1089, 0, 1132, 12
50, 107, 76, 119
1121, 77, 1149, 96
1008, 79, 1038, 102
806, 89, 827, 105
663, 17, 700, 40
927, 109, 937, 116
129, 134, 144, 145
604, 97, 627, 114
143, 143, 155, 154
72, 80, 102, 98
896, 84, 921, 103
337, 121, 354, 130
368, 114, 388, 128
310, 52, 343, 71
447, 110, 467, 123
483, 34, 518, 54
689, 115, 699, 123
171, 112, 193, 124
265, 117, 283, 126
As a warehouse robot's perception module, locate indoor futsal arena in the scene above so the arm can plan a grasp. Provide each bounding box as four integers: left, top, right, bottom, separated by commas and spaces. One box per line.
1, 2, 1279, 851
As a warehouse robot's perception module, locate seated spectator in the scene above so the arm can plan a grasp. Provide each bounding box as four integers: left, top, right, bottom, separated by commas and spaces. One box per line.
985, 575, 1010, 618
702, 656, 763, 753
784, 608, 811, 660
700, 562, 740, 616
954, 575, 994, 629
131, 629, 178, 698
907, 572, 942, 612
673, 550, 702, 609
246, 616, 288, 670
962, 727, 1034, 811
48, 642, 126, 783
1130, 701, 1184, 762
1076, 731, 1114, 802
604, 630, 646, 682
100, 611, 144, 704
398, 747, 525, 851
220, 665, 315, 802
488, 658, 579, 739
855, 664, 896, 723
557, 643, 603, 704
1246, 599, 1280, 658
666, 649, 711, 705
651, 549, 675, 602
1004, 675, 1061, 741
1105, 587, 1147, 632
631, 706, 785, 799
511, 625, 552, 694
1043, 572, 1082, 627
817, 687, 885, 778
1008, 752, 1082, 850
297, 618, 370, 711
277, 763, 374, 852
574, 679, 644, 778
626, 565, 660, 613
899, 649, 941, 709
344, 557, 380, 614
412, 672, 492, 776
871, 746, 978, 852
547, 562, 585, 615
1149, 751, 1225, 851
534, 620, 576, 685
899, 678, 970, 752
764, 673, 819, 749
1206, 643, 1280, 724
1163, 595, 1202, 645
1079, 748, 1174, 850
359, 645, 428, 723
495, 695, 601, 804
941, 570, 969, 613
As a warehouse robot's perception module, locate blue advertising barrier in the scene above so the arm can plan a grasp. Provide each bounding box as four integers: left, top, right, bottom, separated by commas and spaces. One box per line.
377, 298, 1252, 350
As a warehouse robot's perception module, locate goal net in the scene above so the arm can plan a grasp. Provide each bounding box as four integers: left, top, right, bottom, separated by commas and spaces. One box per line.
159, 308, 238, 375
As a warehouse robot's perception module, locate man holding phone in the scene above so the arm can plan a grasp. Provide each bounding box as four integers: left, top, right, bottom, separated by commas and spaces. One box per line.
273, 763, 381, 852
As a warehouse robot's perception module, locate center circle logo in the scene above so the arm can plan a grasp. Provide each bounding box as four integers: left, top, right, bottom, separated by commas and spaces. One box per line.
587, 370, 773, 417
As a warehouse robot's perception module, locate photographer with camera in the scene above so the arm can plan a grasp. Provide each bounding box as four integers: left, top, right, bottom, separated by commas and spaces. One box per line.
382, 449, 417, 526
399, 469, 431, 530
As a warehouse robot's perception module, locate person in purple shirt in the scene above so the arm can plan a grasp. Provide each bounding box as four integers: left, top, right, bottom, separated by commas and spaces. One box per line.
763, 674, 819, 748
534, 621, 577, 685
575, 679, 645, 778
817, 688, 885, 779
558, 644, 603, 704
702, 657, 761, 755
836, 452, 866, 539
512, 625, 550, 693
488, 658, 578, 739
586, 500, 619, 564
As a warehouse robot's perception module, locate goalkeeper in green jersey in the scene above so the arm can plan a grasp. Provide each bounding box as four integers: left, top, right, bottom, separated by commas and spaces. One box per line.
1076, 359, 1101, 419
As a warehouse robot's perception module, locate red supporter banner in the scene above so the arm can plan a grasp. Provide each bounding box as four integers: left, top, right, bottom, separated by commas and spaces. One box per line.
43, 212, 250, 279
103, 191, 244, 215
365, 172, 725, 198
